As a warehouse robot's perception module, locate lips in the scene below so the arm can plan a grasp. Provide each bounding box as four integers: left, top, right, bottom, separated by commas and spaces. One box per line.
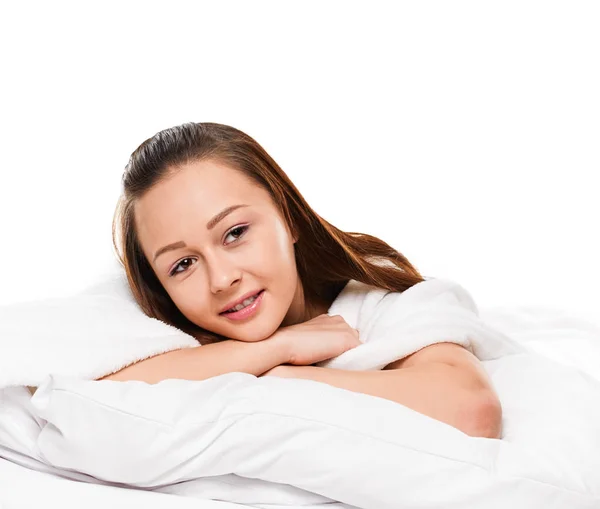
219, 290, 264, 314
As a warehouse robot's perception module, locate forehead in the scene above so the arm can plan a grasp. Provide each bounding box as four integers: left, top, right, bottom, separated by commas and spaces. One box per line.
134, 159, 268, 247
157, 159, 258, 198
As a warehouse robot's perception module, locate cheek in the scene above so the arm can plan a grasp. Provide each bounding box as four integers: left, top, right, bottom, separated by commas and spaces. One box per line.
252, 236, 294, 272
168, 287, 209, 323
266, 222, 296, 263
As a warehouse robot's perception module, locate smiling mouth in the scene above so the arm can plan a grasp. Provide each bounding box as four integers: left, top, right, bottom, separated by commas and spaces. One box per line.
220, 290, 264, 314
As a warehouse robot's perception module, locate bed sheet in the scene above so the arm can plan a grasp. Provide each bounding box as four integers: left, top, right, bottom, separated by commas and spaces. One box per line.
0, 456, 250, 509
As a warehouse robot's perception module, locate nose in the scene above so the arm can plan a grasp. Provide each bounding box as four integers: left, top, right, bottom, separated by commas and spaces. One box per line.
207, 252, 242, 294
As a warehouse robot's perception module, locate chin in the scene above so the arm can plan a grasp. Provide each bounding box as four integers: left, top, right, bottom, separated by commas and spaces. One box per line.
236, 330, 274, 342
228, 323, 277, 343
234, 336, 267, 343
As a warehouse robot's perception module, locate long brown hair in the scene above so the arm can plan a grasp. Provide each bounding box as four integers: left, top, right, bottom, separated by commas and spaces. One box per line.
113, 122, 427, 344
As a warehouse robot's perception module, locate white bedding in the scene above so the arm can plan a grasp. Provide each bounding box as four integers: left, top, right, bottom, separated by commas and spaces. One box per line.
2, 277, 600, 508
0, 455, 249, 509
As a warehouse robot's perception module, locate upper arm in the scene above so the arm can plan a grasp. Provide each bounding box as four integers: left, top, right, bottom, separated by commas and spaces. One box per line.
384, 341, 475, 370
383, 342, 493, 392
384, 342, 502, 438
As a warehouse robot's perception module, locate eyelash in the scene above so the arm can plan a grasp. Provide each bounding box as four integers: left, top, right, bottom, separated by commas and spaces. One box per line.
168, 225, 250, 277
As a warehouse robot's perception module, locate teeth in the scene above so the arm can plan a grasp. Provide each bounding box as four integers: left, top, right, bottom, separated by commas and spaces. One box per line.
227, 293, 259, 313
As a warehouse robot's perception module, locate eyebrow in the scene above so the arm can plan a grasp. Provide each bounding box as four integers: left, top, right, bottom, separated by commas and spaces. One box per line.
152, 204, 249, 263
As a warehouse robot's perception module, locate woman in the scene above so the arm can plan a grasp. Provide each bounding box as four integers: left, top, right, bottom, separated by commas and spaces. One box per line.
105, 122, 501, 438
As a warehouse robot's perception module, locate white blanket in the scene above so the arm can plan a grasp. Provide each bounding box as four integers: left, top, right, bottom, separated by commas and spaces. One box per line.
2, 274, 600, 507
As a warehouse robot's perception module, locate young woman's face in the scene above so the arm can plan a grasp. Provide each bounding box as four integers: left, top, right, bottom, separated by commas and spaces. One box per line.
134, 159, 309, 342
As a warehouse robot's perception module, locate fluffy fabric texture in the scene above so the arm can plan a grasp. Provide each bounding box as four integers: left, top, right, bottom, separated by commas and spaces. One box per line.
0, 272, 199, 389
317, 277, 526, 370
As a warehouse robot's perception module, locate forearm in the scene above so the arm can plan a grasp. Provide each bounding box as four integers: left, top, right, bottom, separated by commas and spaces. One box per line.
263, 364, 497, 437
99, 337, 290, 384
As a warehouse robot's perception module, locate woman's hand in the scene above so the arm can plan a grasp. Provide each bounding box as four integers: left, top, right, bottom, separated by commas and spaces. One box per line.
271, 314, 362, 366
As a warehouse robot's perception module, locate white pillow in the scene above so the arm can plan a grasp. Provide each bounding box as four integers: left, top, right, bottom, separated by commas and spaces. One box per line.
29, 353, 600, 508
0, 270, 199, 389
0, 386, 45, 462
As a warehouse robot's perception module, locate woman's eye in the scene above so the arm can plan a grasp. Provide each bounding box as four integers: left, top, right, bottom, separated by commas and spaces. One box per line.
168, 225, 249, 277
224, 225, 249, 244
169, 258, 196, 277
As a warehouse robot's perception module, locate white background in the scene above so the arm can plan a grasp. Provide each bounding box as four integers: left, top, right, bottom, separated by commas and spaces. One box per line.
1, 1, 598, 324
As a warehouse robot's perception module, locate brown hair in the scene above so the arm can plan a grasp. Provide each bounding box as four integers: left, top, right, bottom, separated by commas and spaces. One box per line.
113, 122, 427, 344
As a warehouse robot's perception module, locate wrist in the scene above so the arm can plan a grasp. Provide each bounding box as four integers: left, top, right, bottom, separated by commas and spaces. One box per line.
268, 330, 293, 365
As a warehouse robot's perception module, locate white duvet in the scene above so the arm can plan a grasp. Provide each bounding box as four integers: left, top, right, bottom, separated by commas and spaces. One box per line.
2, 276, 600, 508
